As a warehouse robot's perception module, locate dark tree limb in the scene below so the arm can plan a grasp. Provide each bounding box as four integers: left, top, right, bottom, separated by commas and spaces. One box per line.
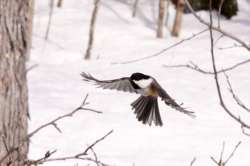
207, 0, 250, 133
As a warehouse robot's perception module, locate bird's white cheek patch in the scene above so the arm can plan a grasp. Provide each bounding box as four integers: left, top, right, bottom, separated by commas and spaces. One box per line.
134, 78, 153, 88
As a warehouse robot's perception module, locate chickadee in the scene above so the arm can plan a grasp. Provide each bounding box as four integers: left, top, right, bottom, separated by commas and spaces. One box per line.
81, 72, 194, 126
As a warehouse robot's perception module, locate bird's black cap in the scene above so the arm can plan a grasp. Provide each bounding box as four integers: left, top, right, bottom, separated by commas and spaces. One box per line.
130, 73, 150, 81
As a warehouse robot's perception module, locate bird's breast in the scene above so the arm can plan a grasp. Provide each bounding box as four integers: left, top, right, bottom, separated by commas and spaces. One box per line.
139, 85, 159, 97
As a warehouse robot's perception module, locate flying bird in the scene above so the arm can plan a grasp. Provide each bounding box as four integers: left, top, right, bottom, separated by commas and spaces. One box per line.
81, 72, 194, 126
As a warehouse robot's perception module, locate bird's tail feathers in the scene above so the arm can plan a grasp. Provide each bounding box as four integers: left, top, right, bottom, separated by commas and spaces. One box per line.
131, 96, 163, 126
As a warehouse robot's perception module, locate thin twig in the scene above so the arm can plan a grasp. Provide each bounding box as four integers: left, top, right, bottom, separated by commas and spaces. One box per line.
207, 0, 250, 133
210, 141, 241, 166
0, 147, 19, 164
224, 141, 241, 165
28, 94, 101, 138
0, 94, 103, 165
214, 34, 224, 46
112, 28, 208, 64
224, 73, 250, 112
81, 130, 113, 156
218, 43, 244, 50
184, 0, 250, 51
26, 64, 39, 73
219, 142, 225, 163
163, 59, 250, 75
241, 126, 250, 136
90, 148, 101, 166
27, 130, 113, 166
45, 0, 54, 40
189, 157, 196, 166
26, 150, 57, 165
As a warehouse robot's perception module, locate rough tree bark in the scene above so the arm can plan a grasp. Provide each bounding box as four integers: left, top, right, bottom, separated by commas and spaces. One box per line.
172, 0, 185, 37
0, 0, 34, 165
157, 0, 167, 38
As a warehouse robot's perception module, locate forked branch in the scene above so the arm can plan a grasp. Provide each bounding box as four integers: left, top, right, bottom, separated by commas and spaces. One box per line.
28, 94, 102, 138
25, 130, 113, 166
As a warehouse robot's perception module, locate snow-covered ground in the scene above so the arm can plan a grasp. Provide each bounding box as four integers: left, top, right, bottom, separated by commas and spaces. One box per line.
28, 0, 250, 165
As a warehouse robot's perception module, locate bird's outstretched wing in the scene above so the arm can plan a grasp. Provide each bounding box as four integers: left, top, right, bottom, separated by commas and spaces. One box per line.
81, 72, 137, 93
152, 80, 195, 118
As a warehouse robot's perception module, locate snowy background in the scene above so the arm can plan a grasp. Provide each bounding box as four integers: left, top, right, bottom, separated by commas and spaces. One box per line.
28, 0, 250, 165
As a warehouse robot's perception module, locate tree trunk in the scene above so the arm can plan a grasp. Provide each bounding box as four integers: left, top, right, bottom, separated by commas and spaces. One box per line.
57, 0, 63, 7
157, 0, 167, 38
0, 0, 34, 165
172, 0, 185, 37
84, 0, 100, 60
132, 0, 139, 17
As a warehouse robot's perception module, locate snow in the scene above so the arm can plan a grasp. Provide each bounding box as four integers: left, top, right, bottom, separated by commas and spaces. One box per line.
28, 0, 250, 166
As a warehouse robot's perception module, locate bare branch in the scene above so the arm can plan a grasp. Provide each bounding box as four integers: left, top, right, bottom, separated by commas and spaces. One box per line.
28, 94, 102, 138
218, 43, 244, 50
241, 126, 250, 136
224, 141, 241, 165
112, 28, 208, 64
26, 130, 113, 166
0, 94, 104, 165
214, 34, 224, 46
224, 73, 250, 112
210, 156, 219, 165
26, 150, 57, 165
163, 59, 250, 75
210, 141, 241, 166
26, 64, 39, 73
219, 142, 225, 163
45, 0, 54, 40
90, 148, 101, 166
207, 0, 250, 133
189, 157, 196, 166
51, 122, 62, 133
184, 0, 250, 51
81, 129, 113, 156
